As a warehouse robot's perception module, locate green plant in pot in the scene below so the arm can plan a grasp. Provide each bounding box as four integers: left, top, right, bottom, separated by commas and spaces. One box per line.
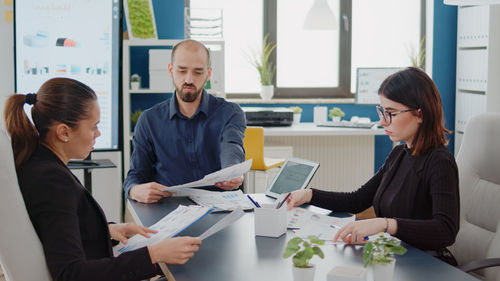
363, 235, 407, 281
283, 236, 324, 281
131, 109, 143, 130
289, 106, 303, 125
251, 34, 277, 100
329, 107, 345, 122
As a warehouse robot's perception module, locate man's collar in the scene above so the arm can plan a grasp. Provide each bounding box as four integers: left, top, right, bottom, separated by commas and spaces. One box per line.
169, 90, 209, 120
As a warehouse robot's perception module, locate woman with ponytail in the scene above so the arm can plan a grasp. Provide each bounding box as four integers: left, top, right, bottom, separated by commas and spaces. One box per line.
3, 78, 201, 281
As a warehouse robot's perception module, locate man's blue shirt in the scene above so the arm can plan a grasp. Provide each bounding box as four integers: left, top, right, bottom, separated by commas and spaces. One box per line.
124, 90, 246, 197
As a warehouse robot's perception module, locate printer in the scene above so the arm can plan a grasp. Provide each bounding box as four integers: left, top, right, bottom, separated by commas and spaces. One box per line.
242, 107, 293, 127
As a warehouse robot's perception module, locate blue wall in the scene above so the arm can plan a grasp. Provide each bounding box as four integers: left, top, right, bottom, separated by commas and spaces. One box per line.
128, 1, 458, 173
432, 2, 457, 154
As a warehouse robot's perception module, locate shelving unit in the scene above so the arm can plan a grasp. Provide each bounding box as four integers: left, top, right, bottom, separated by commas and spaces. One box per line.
454, 5, 500, 154
122, 39, 225, 174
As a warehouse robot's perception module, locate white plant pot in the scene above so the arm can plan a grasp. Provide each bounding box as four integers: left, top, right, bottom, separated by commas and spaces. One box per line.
293, 113, 302, 125
130, 81, 140, 90
292, 264, 316, 281
372, 259, 396, 281
260, 85, 274, 100
331, 116, 341, 123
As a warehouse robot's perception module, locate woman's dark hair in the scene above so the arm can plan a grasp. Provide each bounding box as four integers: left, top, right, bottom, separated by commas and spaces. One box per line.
378, 67, 451, 156
3, 77, 97, 168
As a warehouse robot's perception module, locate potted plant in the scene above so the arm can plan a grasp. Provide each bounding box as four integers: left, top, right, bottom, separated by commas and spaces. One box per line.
283, 235, 324, 281
289, 106, 303, 125
130, 73, 141, 90
363, 235, 407, 281
329, 107, 345, 123
251, 34, 277, 100
131, 109, 143, 131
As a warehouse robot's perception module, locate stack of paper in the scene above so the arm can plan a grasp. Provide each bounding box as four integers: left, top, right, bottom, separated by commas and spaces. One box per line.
287, 208, 355, 241
113, 205, 212, 256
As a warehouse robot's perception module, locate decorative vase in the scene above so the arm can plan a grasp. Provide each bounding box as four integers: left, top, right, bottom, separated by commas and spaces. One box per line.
292, 264, 316, 281
260, 85, 274, 100
331, 116, 341, 123
293, 113, 301, 125
372, 259, 396, 281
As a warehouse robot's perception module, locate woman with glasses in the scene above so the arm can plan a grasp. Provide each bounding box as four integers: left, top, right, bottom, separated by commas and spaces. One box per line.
287, 67, 459, 264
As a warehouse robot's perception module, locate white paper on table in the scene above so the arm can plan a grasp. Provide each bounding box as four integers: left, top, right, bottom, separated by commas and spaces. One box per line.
161, 159, 252, 192
172, 188, 254, 212
293, 220, 339, 241
199, 207, 245, 240
287, 207, 355, 229
113, 205, 212, 256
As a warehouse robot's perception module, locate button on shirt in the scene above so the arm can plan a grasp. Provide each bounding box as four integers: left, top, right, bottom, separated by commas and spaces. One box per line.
124, 90, 246, 197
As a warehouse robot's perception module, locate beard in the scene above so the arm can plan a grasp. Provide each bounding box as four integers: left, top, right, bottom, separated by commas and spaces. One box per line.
176, 83, 203, 103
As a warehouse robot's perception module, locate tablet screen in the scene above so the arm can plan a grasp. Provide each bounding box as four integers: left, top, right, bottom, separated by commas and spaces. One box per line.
266, 158, 319, 197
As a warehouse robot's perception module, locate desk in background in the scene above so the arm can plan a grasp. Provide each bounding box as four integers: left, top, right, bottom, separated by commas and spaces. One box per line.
128, 194, 478, 281
248, 123, 385, 193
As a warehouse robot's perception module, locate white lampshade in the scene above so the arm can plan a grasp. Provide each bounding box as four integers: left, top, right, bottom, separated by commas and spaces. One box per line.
444, 0, 500, 5
303, 0, 337, 30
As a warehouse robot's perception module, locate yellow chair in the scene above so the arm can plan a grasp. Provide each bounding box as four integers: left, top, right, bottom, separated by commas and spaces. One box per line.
243, 127, 285, 170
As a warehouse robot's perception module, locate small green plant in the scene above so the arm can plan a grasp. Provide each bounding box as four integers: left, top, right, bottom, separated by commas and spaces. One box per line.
283, 236, 324, 268
131, 73, 141, 82
131, 109, 143, 126
289, 106, 303, 114
251, 34, 277, 86
329, 107, 345, 118
362, 235, 407, 267
409, 36, 426, 70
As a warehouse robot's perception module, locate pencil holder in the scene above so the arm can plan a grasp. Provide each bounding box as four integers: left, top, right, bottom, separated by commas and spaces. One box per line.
254, 203, 287, 237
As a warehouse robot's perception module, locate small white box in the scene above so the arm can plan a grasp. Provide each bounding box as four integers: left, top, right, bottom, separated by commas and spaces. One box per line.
314, 106, 328, 124
149, 70, 174, 92
149, 49, 171, 71
254, 203, 287, 237
326, 266, 367, 281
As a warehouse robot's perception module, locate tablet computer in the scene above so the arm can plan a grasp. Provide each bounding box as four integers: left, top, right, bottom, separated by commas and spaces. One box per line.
265, 157, 320, 199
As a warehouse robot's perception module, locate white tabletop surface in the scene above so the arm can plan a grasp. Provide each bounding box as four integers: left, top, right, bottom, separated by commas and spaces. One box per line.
262, 123, 385, 136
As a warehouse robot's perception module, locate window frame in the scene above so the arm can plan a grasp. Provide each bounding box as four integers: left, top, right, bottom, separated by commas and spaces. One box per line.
192, 0, 426, 99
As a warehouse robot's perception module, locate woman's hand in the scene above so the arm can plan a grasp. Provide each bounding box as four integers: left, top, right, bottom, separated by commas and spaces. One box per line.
148, 237, 202, 265
286, 189, 313, 210
333, 218, 395, 244
108, 223, 157, 245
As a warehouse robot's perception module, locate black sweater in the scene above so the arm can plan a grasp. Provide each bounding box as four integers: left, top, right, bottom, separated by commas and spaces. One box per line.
310, 144, 460, 250
17, 145, 159, 281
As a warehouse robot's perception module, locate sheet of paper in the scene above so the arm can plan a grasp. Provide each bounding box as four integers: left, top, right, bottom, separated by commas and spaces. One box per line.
199, 207, 245, 240
287, 207, 355, 229
161, 159, 252, 192
173, 188, 254, 212
293, 220, 338, 241
113, 205, 212, 256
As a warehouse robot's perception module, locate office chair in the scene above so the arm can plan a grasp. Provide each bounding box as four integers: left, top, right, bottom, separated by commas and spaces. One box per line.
0, 128, 53, 281
243, 127, 285, 170
450, 113, 500, 281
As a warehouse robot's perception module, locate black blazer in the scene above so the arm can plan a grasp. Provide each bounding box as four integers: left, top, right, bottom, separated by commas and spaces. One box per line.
17, 145, 158, 281
310, 144, 460, 250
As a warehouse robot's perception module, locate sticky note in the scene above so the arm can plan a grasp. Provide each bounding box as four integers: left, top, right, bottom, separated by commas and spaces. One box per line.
4, 10, 13, 23
4, 0, 13, 6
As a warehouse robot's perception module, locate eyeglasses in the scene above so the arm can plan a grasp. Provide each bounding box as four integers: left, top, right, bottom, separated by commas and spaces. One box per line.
376, 105, 418, 125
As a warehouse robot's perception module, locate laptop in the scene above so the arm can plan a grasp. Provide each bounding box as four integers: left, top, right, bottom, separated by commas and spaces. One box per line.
265, 157, 320, 199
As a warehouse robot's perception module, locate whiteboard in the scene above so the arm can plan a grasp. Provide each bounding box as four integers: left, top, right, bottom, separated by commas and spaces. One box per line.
355, 67, 402, 105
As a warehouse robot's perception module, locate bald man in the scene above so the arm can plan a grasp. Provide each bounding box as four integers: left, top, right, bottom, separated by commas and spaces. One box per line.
124, 40, 246, 203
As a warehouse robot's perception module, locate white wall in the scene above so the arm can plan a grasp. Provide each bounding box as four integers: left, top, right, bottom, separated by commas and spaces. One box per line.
0, 2, 14, 107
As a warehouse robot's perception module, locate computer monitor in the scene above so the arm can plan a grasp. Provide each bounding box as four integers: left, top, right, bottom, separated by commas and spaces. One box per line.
355, 67, 403, 105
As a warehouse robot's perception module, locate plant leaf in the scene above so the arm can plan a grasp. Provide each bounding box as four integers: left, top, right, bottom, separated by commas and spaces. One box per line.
312, 246, 324, 259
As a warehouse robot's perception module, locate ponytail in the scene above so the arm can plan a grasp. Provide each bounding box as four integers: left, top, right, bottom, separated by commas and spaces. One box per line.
3, 94, 39, 168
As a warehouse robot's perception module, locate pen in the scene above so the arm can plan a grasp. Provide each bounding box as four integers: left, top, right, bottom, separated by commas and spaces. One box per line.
247, 195, 261, 208
330, 225, 369, 240
276, 192, 291, 209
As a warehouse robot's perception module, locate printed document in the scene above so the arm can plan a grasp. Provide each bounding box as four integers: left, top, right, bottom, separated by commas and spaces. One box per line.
199, 207, 245, 240
172, 188, 255, 212
161, 159, 252, 192
113, 205, 212, 256
287, 207, 354, 229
